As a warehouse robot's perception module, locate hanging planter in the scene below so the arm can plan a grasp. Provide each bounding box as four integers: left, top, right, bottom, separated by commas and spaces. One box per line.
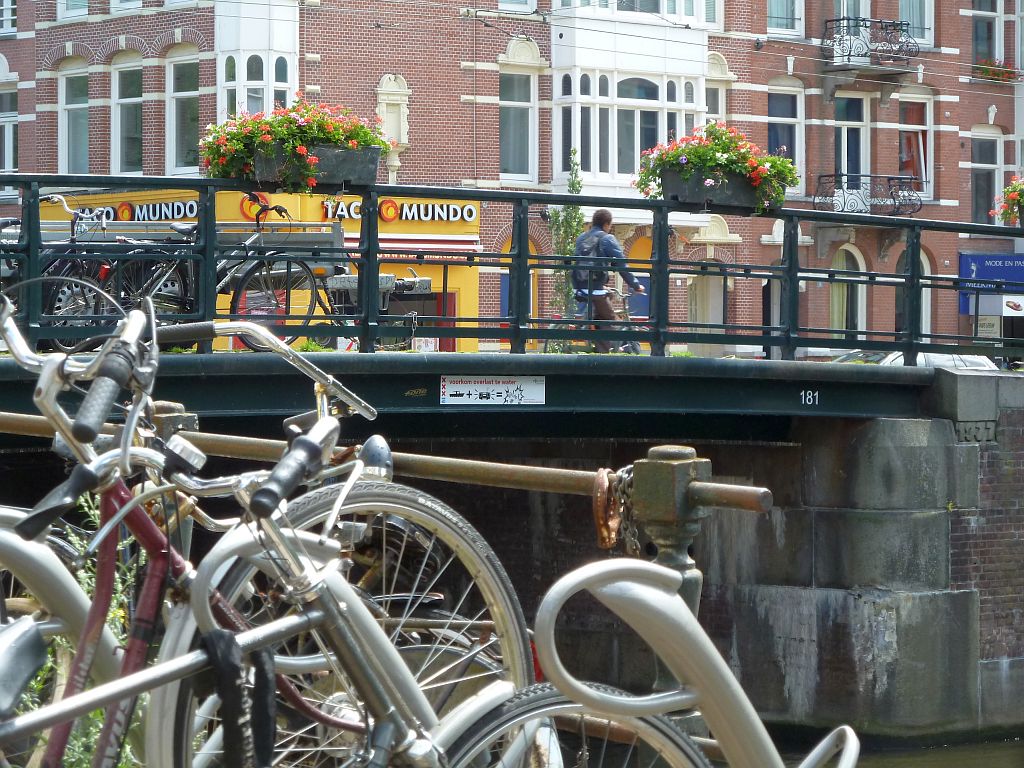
635, 122, 799, 216
659, 169, 761, 215
254, 144, 382, 192
199, 94, 392, 194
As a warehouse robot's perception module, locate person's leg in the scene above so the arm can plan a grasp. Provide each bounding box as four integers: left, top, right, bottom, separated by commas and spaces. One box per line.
592, 294, 614, 353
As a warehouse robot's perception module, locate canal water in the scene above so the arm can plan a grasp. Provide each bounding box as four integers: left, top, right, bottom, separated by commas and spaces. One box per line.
782, 739, 1024, 766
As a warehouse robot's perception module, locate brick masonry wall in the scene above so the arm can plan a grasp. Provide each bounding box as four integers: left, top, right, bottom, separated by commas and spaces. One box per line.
953, 409, 1024, 660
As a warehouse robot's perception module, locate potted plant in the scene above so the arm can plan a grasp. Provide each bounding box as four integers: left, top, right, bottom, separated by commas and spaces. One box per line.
972, 58, 1017, 82
634, 122, 799, 215
199, 94, 393, 193
991, 176, 1024, 226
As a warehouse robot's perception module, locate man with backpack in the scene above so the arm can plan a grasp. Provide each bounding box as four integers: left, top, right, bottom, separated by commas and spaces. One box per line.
571, 209, 646, 353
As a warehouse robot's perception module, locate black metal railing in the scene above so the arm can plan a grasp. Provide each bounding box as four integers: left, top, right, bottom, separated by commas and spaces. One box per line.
821, 17, 921, 65
813, 174, 923, 216
1, 173, 1023, 365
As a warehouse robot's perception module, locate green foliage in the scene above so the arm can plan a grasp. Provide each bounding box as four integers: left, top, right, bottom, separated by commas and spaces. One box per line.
297, 338, 334, 353
199, 94, 392, 193
634, 121, 799, 213
546, 148, 586, 342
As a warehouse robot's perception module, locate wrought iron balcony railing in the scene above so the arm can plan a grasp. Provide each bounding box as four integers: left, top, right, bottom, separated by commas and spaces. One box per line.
813, 174, 923, 216
821, 17, 921, 66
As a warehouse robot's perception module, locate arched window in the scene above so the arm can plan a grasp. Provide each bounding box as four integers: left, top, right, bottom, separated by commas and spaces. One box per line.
599, 75, 609, 97
667, 81, 677, 102
617, 77, 658, 100
683, 81, 694, 104
274, 56, 289, 107
245, 55, 264, 113
580, 74, 591, 95
224, 56, 237, 116
561, 74, 573, 96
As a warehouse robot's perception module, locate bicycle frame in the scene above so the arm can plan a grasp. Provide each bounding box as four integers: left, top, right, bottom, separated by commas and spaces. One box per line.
534, 560, 859, 768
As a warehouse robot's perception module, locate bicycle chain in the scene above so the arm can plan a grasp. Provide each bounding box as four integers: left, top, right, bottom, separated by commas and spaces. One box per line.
613, 465, 641, 557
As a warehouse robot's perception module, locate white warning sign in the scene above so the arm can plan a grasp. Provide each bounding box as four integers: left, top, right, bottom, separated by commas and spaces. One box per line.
439, 375, 546, 405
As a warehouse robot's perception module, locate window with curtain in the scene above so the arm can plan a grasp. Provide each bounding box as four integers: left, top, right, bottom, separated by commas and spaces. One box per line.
830, 250, 860, 337
167, 56, 200, 172
899, 0, 930, 42
61, 72, 89, 174
972, 0, 1000, 63
971, 134, 999, 224
897, 99, 930, 196
499, 72, 533, 178
768, 0, 798, 32
113, 59, 143, 174
61, 0, 86, 18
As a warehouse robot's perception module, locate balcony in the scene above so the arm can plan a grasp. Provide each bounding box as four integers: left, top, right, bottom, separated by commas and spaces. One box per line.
812, 174, 923, 217
820, 17, 920, 102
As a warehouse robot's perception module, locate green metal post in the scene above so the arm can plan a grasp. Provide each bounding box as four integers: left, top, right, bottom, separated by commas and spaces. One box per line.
22, 184, 42, 347
780, 215, 800, 361
510, 200, 530, 354
197, 185, 218, 354
651, 204, 670, 357
903, 227, 922, 366
359, 191, 381, 353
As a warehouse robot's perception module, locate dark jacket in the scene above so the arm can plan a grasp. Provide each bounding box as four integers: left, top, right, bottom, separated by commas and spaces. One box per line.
570, 227, 642, 295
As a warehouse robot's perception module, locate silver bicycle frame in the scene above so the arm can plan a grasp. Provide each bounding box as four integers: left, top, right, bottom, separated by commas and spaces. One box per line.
534, 560, 859, 768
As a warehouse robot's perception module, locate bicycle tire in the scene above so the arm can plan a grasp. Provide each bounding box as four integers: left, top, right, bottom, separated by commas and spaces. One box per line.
446, 683, 713, 768
41, 261, 106, 353
157, 481, 532, 768
109, 254, 192, 317
229, 257, 317, 351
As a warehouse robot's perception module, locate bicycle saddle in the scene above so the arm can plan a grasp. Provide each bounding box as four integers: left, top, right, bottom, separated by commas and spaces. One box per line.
169, 223, 198, 239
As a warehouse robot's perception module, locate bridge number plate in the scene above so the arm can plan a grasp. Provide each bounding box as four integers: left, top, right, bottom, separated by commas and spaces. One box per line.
800, 389, 820, 406
440, 375, 545, 405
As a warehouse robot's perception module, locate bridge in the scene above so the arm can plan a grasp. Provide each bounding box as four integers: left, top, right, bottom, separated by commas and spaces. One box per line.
1, 174, 1024, 742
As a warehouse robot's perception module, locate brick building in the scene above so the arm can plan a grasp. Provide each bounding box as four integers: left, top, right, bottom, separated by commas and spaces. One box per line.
1, 1, 1021, 355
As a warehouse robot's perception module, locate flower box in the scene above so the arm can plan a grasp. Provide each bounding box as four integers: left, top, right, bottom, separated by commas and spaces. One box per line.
660, 169, 761, 215
254, 144, 382, 192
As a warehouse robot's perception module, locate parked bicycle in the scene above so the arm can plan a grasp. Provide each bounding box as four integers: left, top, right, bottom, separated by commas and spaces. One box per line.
0, 299, 531, 766
543, 286, 644, 354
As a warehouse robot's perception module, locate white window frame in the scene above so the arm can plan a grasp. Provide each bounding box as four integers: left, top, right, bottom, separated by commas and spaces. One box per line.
499, 0, 535, 12
895, 94, 932, 199
112, 0, 142, 13
899, 0, 933, 47
499, 69, 537, 184
0, 86, 16, 194
58, 0, 87, 20
767, 0, 803, 37
0, 0, 15, 34
833, 93, 870, 182
222, 54, 237, 120
111, 56, 143, 175
766, 85, 804, 196
969, 126, 1003, 225
969, 0, 1003, 65
58, 66, 89, 174
165, 51, 200, 176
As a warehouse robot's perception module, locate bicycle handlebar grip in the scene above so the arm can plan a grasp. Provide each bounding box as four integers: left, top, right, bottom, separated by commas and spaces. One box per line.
71, 348, 134, 443
15, 464, 100, 540
249, 434, 324, 518
156, 321, 218, 345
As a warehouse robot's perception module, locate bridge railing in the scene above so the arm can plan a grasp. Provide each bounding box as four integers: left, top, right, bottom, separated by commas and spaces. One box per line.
1, 173, 1023, 364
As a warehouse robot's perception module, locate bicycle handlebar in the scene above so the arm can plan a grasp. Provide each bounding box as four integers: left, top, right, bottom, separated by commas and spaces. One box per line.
249, 416, 340, 518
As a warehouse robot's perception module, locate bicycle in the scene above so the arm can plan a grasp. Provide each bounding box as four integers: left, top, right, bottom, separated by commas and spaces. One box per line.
0, 301, 531, 766
542, 286, 644, 354
0, 194, 114, 352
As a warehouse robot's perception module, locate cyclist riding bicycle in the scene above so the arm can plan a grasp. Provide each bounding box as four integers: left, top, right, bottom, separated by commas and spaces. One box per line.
571, 208, 645, 353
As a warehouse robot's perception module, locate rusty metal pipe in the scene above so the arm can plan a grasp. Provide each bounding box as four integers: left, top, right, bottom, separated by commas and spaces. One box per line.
687, 480, 773, 514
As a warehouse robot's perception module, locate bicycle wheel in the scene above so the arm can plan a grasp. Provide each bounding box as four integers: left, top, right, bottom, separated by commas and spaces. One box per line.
229, 257, 317, 351
109, 255, 191, 316
41, 262, 106, 353
447, 683, 712, 768
159, 481, 532, 768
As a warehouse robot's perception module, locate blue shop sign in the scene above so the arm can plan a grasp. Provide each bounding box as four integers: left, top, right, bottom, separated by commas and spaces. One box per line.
958, 253, 1024, 313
